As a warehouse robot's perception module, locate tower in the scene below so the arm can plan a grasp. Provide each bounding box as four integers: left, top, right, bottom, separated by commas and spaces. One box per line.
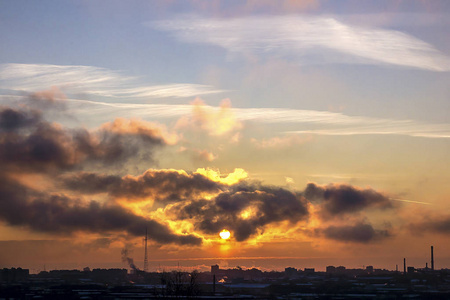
431, 245, 434, 271
144, 227, 148, 272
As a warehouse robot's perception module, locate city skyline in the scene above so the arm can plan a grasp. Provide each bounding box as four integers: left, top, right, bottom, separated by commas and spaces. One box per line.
0, 244, 443, 275
1, 1, 450, 273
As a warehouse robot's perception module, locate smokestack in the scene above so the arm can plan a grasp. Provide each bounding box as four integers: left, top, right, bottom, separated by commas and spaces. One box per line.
144, 227, 148, 272
431, 246, 434, 271
403, 258, 406, 275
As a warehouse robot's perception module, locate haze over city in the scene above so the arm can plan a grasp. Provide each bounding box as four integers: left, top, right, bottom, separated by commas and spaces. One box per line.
1, 0, 450, 274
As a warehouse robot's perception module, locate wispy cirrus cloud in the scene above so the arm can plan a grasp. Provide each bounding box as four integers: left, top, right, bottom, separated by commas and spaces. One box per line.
2, 96, 450, 139
61, 99, 450, 139
0, 63, 225, 98
285, 123, 450, 138
151, 15, 450, 71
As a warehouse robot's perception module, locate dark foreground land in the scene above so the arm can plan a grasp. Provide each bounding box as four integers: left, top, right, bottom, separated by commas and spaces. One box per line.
1, 266, 450, 299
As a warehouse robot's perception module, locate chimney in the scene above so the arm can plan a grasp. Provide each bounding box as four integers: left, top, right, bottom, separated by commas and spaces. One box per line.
431, 246, 434, 271
403, 258, 406, 275
144, 227, 148, 272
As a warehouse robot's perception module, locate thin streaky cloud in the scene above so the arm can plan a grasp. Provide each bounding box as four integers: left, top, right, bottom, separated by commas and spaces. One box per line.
151, 15, 450, 71
287, 127, 450, 138
88, 84, 227, 98
2, 96, 449, 139
0, 63, 225, 98
308, 173, 410, 181
68, 99, 450, 139
390, 198, 433, 205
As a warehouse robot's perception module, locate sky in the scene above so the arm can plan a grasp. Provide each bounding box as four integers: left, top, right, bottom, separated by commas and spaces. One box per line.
1, 0, 450, 273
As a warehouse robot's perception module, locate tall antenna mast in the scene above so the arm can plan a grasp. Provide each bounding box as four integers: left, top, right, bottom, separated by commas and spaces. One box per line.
144, 227, 148, 272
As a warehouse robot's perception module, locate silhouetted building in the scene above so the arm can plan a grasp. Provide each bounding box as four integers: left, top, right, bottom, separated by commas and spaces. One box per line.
211, 264, 219, 274
284, 267, 297, 278
326, 266, 336, 273
0, 268, 29, 282
245, 268, 263, 281
336, 266, 346, 273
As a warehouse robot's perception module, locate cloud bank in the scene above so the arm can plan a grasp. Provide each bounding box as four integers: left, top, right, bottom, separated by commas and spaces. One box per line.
0, 97, 202, 246
0, 174, 201, 245
409, 215, 450, 235
0, 94, 417, 246
62, 169, 223, 203
317, 222, 391, 243
170, 184, 310, 241
304, 183, 393, 217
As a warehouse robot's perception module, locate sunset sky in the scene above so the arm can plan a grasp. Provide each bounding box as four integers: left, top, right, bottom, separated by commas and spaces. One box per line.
1, 0, 450, 273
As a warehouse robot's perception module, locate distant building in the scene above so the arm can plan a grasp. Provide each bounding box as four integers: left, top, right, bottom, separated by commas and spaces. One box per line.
336, 266, 346, 273
304, 268, 315, 274
366, 266, 374, 273
211, 264, 219, 274
326, 266, 336, 273
245, 268, 263, 281
0, 268, 29, 282
284, 267, 297, 278
407, 266, 415, 274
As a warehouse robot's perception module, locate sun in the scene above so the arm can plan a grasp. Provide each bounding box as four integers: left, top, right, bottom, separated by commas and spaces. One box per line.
219, 229, 231, 240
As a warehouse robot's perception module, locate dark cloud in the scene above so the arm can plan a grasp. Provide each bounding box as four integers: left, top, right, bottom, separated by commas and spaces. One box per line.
303, 183, 393, 217
317, 222, 391, 243
0, 174, 201, 246
0, 106, 168, 172
74, 126, 165, 165
409, 215, 450, 235
62, 169, 222, 202
172, 185, 309, 241
0, 101, 401, 246
0, 103, 202, 246
0, 122, 79, 171
0, 107, 41, 131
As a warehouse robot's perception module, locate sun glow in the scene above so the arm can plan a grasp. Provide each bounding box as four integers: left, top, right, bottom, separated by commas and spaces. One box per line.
195, 168, 248, 185
240, 206, 257, 220
219, 229, 231, 240
117, 199, 154, 217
